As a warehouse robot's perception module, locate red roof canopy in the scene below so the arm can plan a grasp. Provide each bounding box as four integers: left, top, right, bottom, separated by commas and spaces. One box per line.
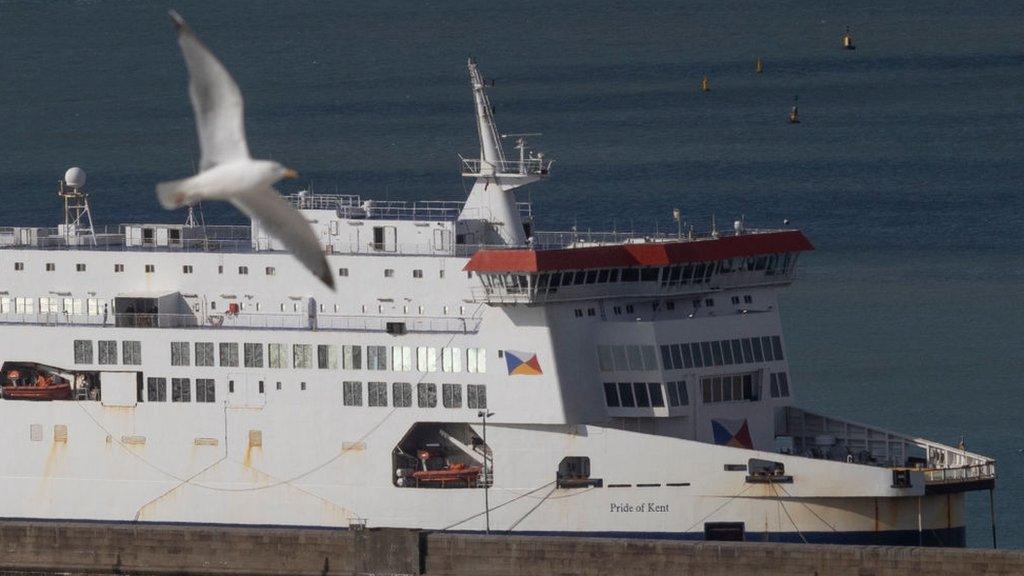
463, 230, 813, 273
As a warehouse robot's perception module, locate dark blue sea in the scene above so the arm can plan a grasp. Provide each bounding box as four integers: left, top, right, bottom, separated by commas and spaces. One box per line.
1, 1, 1021, 549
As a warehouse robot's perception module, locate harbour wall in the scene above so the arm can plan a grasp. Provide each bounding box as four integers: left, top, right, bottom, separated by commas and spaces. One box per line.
0, 521, 1022, 575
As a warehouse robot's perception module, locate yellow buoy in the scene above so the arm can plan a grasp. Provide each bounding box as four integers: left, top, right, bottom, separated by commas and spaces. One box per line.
755, 57, 764, 74
700, 75, 710, 92
788, 96, 800, 124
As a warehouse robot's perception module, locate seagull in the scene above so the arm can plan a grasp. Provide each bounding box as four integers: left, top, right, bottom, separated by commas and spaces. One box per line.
157, 10, 334, 289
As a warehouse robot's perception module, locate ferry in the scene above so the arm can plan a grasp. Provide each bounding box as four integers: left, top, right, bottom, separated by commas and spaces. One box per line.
0, 60, 994, 545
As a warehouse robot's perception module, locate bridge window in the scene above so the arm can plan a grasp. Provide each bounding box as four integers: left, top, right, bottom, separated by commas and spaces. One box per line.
98, 341, 117, 365
244, 343, 264, 368
442, 383, 462, 408
122, 341, 142, 365
701, 373, 760, 403
467, 384, 487, 409
616, 382, 635, 407
667, 381, 689, 406
367, 346, 388, 370
342, 345, 362, 369
603, 383, 619, 407
292, 344, 312, 369
171, 378, 191, 402
770, 372, 791, 398
317, 344, 337, 369
268, 343, 287, 368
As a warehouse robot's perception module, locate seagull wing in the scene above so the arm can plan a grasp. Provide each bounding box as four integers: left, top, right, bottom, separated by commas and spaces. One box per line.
232, 189, 334, 289
171, 11, 250, 170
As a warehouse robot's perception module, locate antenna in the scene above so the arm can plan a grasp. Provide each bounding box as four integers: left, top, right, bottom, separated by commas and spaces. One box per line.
58, 167, 96, 246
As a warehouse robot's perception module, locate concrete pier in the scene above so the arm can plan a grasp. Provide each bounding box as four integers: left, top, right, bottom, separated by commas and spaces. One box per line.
0, 521, 1021, 575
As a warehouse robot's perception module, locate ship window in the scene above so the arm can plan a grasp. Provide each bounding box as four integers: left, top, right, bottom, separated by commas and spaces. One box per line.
276, 381, 282, 390
257, 380, 264, 394
183, 265, 193, 274
300, 381, 306, 391
218, 265, 223, 274
625, 304, 634, 314
196, 379, 215, 403
702, 373, 760, 403
700, 342, 713, 367
660, 345, 673, 370
318, 344, 337, 369
751, 337, 765, 362
14, 262, 24, 271
611, 346, 629, 371
770, 372, 791, 398
338, 268, 349, 277
439, 270, 445, 279
640, 268, 659, 282
384, 269, 395, 278
367, 346, 388, 370
228, 380, 235, 393
626, 345, 643, 370
585, 270, 598, 284
666, 300, 675, 311
741, 338, 754, 363
46, 263, 55, 271
711, 341, 724, 366
417, 347, 438, 372
731, 296, 740, 305
617, 383, 635, 407
145, 264, 155, 273
147, 377, 167, 402
467, 384, 487, 409
171, 378, 191, 402
667, 381, 680, 406
413, 269, 423, 279
269, 343, 287, 368
441, 347, 463, 372
633, 382, 651, 407
667, 344, 682, 370
603, 383, 620, 407
612, 306, 621, 315
731, 340, 744, 364
238, 266, 248, 275
368, 382, 388, 407
417, 382, 437, 408
705, 298, 715, 307
648, 382, 665, 407
170, 341, 190, 366
292, 344, 312, 369
73, 340, 93, 364
442, 383, 462, 408
191, 342, 212, 367
586, 308, 596, 317
98, 340, 118, 365
598, 346, 615, 372
621, 268, 639, 282
76, 263, 86, 272
744, 295, 753, 303
122, 341, 141, 365
771, 336, 784, 360
392, 346, 412, 371
467, 347, 486, 374
573, 309, 583, 318
220, 342, 239, 367
244, 343, 264, 368
392, 382, 412, 407
343, 381, 362, 406
342, 345, 362, 370
641, 346, 657, 370
720, 340, 734, 365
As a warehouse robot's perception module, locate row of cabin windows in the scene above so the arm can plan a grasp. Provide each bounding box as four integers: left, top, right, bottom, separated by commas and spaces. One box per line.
660, 335, 784, 371
574, 298, 717, 321
596, 345, 659, 372
701, 373, 762, 403
342, 381, 486, 409
4, 297, 106, 316
73, 340, 142, 365
142, 377, 215, 403
167, 341, 487, 373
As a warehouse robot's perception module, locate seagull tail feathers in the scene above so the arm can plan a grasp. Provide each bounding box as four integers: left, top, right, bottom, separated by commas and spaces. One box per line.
156, 178, 195, 210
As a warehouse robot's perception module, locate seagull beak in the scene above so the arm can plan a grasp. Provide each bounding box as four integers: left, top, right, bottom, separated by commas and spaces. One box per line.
283, 168, 299, 179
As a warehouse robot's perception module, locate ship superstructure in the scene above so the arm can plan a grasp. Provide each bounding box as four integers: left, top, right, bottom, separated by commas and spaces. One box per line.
0, 60, 994, 545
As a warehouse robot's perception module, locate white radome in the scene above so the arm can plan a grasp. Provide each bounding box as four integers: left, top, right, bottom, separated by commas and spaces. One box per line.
65, 167, 87, 188
157, 10, 334, 289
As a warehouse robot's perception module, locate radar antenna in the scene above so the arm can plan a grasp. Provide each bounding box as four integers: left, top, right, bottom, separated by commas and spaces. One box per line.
58, 167, 96, 246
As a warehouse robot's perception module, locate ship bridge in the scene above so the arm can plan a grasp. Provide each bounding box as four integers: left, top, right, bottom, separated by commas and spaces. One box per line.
463, 228, 813, 304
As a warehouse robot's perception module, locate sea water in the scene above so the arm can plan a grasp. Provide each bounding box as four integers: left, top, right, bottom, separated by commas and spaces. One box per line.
0, 0, 1021, 548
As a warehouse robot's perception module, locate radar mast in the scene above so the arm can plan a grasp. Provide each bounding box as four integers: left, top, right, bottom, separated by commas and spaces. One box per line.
58, 167, 96, 246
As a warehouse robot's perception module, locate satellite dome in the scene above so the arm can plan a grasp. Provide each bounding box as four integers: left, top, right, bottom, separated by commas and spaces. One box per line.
65, 167, 87, 189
